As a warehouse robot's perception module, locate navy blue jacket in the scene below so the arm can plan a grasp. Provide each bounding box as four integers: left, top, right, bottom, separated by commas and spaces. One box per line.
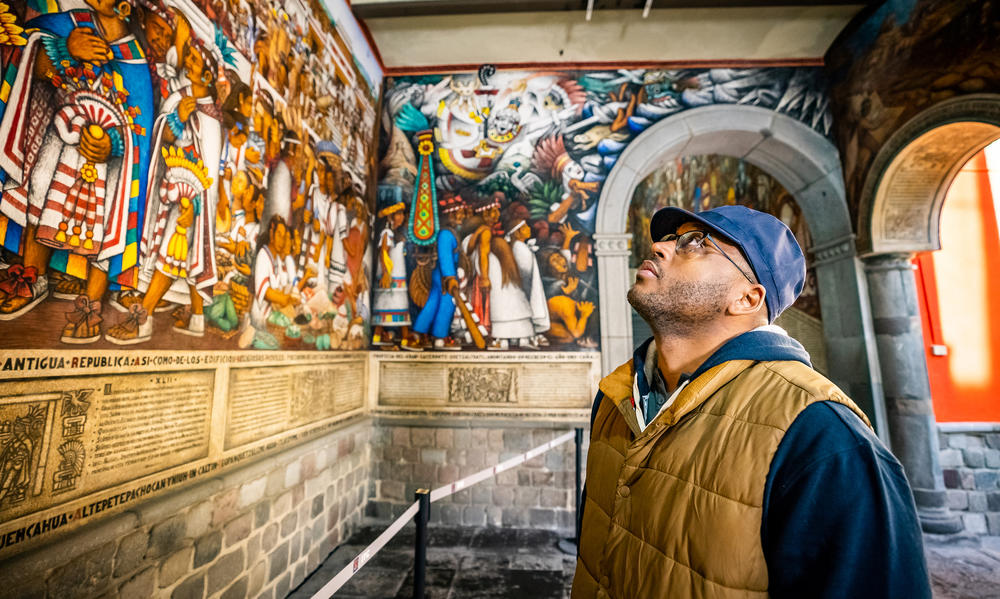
585, 330, 931, 598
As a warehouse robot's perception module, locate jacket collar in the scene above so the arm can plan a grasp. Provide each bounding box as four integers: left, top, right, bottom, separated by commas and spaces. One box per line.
598, 326, 810, 438
600, 354, 755, 438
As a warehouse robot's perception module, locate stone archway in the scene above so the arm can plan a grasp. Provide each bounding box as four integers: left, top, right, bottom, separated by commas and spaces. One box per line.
593, 104, 887, 434
856, 94, 1000, 534
859, 94, 1000, 256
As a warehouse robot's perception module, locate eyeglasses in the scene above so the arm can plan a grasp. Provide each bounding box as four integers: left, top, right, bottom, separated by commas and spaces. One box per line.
656, 230, 757, 285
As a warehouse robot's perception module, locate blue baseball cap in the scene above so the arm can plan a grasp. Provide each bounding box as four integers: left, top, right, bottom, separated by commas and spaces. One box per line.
649, 205, 806, 323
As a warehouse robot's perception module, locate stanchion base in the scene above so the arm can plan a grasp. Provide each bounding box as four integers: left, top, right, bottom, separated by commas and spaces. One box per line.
557, 538, 578, 556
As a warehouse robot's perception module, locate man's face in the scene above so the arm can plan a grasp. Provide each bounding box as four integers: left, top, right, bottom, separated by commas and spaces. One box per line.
273, 223, 288, 253
483, 206, 500, 226
183, 43, 206, 81
627, 221, 742, 336
229, 127, 248, 149
143, 12, 172, 62
548, 253, 568, 275
239, 93, 254, 119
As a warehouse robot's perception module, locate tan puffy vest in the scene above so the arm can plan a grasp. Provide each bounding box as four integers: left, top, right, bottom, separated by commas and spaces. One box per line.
572, 358, 871, 599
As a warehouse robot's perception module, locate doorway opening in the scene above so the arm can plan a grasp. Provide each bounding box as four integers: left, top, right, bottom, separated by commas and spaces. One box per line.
913, 141, 1000, 423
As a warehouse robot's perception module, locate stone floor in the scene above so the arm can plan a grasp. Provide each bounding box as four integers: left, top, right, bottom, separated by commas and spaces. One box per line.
926, 535, 1000, 599
288, 525, 575, 599
289, 526, 1000, 599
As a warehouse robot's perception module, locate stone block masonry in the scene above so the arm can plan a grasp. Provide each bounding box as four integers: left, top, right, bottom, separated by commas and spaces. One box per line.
0, 418, 372, 599
368, 420, 588, 533
937, 425, 1000, 536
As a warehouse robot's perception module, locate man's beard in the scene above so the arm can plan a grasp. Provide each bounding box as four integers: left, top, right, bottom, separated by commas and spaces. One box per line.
627, 277, 731, 337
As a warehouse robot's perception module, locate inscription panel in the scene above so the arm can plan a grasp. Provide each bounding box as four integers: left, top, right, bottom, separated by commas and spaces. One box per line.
0, 350, 368, 557
226, 361, 365, 449
0, 371, 213, 523
519, 363, 594, 408
376, 353, 598, 412
379, 363, 448, 404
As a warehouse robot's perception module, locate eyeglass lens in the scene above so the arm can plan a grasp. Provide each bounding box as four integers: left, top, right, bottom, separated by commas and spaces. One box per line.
657, 230, 706, 252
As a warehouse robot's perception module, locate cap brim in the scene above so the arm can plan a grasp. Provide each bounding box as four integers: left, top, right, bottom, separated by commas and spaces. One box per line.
649, 207, 738, 246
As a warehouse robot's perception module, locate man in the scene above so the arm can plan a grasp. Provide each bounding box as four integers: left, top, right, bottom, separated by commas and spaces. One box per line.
572, 205, 929, 598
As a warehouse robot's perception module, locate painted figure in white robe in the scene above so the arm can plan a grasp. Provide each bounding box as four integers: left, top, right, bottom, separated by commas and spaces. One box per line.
464, 204, 540, 350
106, 38, 222, 344
508, 219, 550, 341
250, 215, 292, 331
372, 201, 412, 346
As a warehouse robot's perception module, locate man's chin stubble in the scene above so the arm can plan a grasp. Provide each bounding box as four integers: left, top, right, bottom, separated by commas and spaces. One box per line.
627, 280, 729, 337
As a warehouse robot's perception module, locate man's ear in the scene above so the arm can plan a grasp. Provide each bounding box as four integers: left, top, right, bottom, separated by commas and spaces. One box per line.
729, 284, 766, 317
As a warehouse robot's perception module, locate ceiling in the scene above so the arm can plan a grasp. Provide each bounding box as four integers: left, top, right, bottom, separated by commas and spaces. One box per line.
352, 1, 875, 71
352, 0, 871, 19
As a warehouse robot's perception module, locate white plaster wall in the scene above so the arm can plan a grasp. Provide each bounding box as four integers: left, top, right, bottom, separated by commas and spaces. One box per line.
363, 7, 862, 68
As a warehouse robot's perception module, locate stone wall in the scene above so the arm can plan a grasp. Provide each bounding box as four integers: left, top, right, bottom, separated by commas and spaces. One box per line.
0, 418, 371, 599
368, 420, 587, 532
938, 424, 1000, 536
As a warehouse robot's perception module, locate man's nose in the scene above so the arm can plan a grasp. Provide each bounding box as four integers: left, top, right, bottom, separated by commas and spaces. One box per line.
650, 238, 676, 260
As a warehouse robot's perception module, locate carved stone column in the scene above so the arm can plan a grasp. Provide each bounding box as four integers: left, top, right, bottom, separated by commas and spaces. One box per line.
810, 234, 888, 441
863, 253, 962, 533
594, 233, 633, 376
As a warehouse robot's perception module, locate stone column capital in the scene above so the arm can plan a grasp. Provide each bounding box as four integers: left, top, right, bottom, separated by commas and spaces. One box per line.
593, 233, 632, 257
861, 252, 916, 272
809, 234, 856, 267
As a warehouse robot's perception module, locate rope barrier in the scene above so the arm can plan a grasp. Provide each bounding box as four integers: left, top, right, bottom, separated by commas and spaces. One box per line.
310, 500, 420, 598
309, 429, 580, 598
429, 430, 575, 502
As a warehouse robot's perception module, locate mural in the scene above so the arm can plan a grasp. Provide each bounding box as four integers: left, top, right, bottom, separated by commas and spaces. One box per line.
0, 0, 379, 350
375, 66, 832, 351
628, 154, 819, 320
827, 0, 1000, 214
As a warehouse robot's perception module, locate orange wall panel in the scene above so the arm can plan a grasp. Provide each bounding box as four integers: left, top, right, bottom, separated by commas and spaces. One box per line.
916, 150, 1000, 422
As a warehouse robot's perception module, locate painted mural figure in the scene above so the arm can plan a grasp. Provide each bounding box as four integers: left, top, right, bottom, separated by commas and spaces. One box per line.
484, 213, 547, 350
508, 215, 550, 345
540, 224, 596, 348
531, 135, 596, 227
459, 195, 540, 351
410, 197, 462, 351
371, 200, 412, 348
460, 196, 500, 333
249, 214, 292, 347
342, 193, 369, 324
106, 37, 222, 344
216, 78, 253, 238
138, 1, 189, 106
0, 0, 153, 343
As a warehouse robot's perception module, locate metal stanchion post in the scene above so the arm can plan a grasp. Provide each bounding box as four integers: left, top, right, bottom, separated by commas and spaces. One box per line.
574, 426, 583, 543
311, 432, 575, 598
413, 489, 430, 599
558, 427, 585, 555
